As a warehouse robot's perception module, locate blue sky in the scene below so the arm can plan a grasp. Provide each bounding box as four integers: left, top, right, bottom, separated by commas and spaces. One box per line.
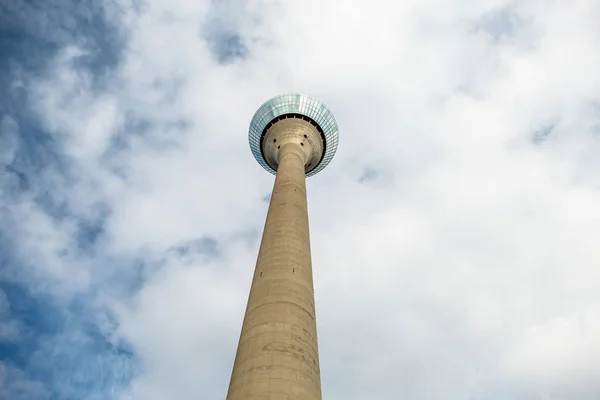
1, 1, 600, 399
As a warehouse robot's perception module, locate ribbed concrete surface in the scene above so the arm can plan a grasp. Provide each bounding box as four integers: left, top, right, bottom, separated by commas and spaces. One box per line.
226, 135, 322, 400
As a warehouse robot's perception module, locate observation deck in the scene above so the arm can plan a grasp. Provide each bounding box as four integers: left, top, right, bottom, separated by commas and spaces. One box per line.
249, 94, 339, 177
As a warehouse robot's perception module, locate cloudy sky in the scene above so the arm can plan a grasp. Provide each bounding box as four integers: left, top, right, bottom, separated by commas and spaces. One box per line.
1, 0, 600, 399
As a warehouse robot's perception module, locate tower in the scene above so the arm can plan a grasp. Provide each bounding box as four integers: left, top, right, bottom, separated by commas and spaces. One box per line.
226, 94, 339, 400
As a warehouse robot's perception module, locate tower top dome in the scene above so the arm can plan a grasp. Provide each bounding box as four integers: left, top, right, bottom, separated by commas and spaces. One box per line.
249, 93, 339, 177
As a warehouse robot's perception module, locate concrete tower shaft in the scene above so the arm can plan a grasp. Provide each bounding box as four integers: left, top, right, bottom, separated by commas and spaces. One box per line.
226, 118, 322, 400
228, 94, 338, 400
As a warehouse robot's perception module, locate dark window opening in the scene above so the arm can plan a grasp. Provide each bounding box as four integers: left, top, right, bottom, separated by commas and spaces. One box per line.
273, 138, 276, 143
300, 142, 304, 146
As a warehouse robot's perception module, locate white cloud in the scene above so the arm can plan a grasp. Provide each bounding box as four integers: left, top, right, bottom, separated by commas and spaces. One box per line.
11, 0, 600, 398
0, 117, 18, 167
0, 290, 20, 341
499, 304, 600, 396
0, 363, 49, 400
